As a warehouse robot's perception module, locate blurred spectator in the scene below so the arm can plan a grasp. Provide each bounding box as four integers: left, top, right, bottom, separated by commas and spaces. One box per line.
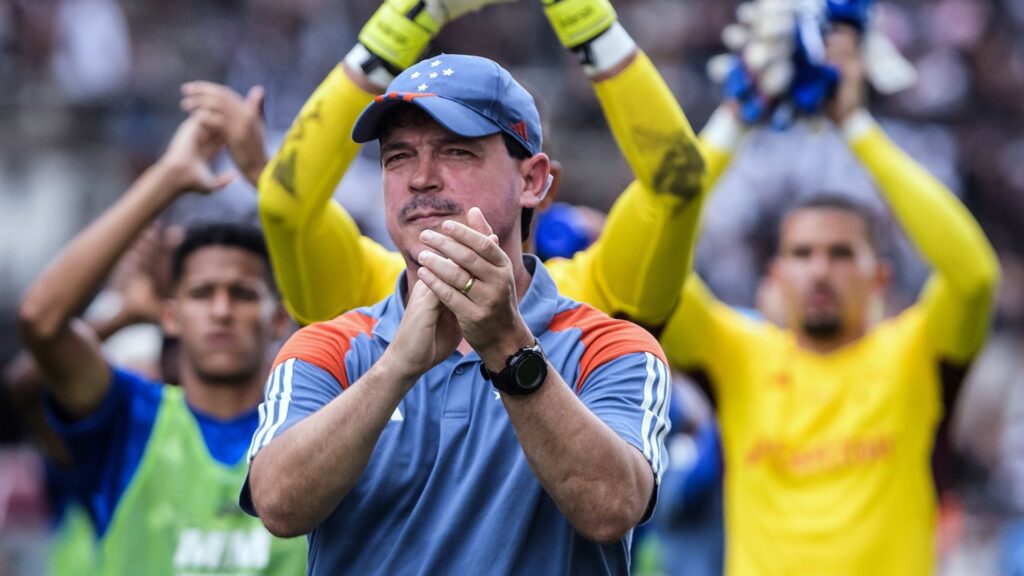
50, 0, 131, 103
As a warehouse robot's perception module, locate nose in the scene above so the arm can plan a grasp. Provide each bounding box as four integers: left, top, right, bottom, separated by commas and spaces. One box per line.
210, 289, 233, 321
408, 155, 442, 194
808, 251, 831, 279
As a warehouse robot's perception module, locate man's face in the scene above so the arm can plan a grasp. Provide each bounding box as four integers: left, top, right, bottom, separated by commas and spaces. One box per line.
163, 246, 281, 385
771, 208, 885, 343
379, 113, 529, 266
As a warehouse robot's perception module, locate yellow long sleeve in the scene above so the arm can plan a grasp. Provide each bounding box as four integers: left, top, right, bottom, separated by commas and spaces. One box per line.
569, 51, 704, 326
699, 140, 735, 195
847, 115, 1000, 362
660, 275, 756, 373
258, 65, 403, 325
651, 109, 741, 354
592, 52, 704, 201
561, 94, 741, 329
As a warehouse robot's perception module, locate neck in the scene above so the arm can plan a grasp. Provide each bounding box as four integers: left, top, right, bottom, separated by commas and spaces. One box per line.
178, 361, 264, 420
506, 244, 533, 302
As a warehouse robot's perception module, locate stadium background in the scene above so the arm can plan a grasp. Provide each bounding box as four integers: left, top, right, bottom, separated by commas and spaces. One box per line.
0, 0, 1022, 573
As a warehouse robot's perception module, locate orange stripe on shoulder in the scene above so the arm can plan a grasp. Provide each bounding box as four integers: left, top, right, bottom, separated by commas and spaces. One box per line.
549, 304, 668, 393
273, 311, 377, 390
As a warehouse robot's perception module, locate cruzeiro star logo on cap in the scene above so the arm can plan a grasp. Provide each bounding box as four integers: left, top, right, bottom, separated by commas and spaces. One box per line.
406, 59, 456, 92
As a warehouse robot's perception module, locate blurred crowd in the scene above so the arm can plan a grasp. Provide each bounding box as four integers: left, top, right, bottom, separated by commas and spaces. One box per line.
0, 0, 1022, 574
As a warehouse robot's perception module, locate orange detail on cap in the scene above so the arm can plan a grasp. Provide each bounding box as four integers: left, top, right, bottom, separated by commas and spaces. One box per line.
374, 92, 436, 103
403, 92, 434, 101
548, 304, 668, 394
273, 311, 377, 390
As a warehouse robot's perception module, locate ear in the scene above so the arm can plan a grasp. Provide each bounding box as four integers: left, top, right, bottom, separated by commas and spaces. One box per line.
271, 303, 292, 341
538, 160, 563, 211
755, 274, 786, 327
874, 259, 892, 293
866, 260, 892, 324
160, 298, 182, 338
767, 256, 783, 282
518, 153, 551, 210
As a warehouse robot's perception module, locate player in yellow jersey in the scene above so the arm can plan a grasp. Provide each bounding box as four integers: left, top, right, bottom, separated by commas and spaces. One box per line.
658, 27, 1001, 576
219, 0, 704, 327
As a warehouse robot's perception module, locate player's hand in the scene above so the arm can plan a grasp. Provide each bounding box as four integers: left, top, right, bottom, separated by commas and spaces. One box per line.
415, 207, 534, 372
424, 0, 517, 26
359, 0, 441, 73
825, 24, 867, 125
107, 225, 175, 324
385, 278, 462, 382
542, 0, 616, 49
180, 82, 267, 189
706, 0, 797, 124
156, 116, 235, 194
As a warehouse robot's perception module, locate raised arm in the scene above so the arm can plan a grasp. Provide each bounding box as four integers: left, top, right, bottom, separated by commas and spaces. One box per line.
594, 97, 749, 326
828, 27, 999, 364
846, 122, 998, 360
540, 0, 707, 326
6, 226, 170, 465
255, 62, 400, 325
17, 119, 231, 418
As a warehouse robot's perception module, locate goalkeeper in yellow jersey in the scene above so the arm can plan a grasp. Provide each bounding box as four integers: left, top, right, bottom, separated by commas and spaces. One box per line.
656, 26, 1001, 576
226, 0, 703, 327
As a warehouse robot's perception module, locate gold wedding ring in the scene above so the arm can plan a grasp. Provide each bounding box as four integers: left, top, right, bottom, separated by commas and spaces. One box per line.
460, 276, 476, 295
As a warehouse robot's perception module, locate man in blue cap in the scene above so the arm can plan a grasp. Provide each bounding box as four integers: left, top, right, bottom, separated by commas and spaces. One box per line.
241, 53, 671, 574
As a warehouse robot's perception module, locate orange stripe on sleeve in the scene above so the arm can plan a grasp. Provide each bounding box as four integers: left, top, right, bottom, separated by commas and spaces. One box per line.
549, 304, 668, 393
273, 311, 377, 390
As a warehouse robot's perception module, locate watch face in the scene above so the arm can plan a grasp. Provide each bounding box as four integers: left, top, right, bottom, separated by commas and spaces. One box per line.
514, 354, 547, 392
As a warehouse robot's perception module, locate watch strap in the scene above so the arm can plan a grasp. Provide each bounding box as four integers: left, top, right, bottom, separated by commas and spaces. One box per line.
480, 339, 547, 395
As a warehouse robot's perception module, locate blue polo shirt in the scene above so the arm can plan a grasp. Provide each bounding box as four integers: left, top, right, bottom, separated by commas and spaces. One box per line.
241, 256, 671, 574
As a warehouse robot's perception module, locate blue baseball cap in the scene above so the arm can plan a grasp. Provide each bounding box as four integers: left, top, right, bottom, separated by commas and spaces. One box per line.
352, 54, 543, 156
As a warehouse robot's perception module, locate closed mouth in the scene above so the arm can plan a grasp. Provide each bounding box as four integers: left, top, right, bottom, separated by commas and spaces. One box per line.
406, 212, 455, 224
206, 333, 237, 346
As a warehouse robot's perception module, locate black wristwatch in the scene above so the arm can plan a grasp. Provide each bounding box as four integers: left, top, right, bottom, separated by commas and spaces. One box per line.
480, 339, 549, 396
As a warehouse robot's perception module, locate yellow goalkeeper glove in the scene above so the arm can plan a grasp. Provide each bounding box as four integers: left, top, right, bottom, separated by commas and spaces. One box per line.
542, 0, 635, 77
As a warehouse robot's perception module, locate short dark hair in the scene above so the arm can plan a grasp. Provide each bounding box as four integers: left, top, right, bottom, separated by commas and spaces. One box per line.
781, 193, 886, 254
378, 105, 431, 143
501, 132, 536, 243
170, 223, 274, 287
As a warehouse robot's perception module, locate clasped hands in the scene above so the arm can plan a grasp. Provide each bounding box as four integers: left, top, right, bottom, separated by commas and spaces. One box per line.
387, 207, 535, 382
